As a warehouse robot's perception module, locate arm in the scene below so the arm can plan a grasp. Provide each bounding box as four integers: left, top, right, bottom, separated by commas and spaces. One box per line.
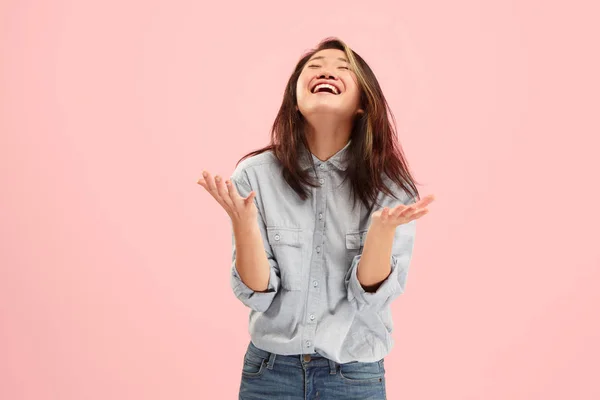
229, 173, 280, 312
357, 223, 401, 292
232, 219, 271, 292
345, 217, 416, 312
345, 183, 433, 312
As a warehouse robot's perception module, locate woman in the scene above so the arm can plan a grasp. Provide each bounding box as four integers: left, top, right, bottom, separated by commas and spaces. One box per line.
197, 37, 434, 399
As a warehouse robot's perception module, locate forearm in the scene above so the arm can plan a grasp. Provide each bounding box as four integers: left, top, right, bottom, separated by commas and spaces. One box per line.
356, 222, 396, 292
233, 219, 271, 292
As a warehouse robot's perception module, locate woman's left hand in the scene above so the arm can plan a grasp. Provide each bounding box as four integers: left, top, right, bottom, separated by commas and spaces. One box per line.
370, 194, 436, 229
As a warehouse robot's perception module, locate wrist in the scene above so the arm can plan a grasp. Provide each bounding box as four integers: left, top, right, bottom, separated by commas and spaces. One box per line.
232, 217, 259, 236
368, 220, 397, 236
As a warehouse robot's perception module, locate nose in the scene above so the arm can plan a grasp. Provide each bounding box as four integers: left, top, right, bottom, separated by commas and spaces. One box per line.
318, 72, 337, 80
317, 67, 337, 80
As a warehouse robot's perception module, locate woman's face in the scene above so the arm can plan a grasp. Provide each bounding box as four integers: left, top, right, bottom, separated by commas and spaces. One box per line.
295, 49, 362, 120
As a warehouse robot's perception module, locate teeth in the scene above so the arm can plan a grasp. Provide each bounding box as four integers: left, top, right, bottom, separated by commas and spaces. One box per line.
313, 83, 339, 95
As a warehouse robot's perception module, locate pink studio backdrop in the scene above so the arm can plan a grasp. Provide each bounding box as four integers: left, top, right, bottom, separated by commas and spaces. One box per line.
1, 1, 599, 399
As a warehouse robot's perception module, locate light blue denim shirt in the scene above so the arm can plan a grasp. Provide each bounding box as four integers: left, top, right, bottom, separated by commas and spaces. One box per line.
229, 140, 417, 364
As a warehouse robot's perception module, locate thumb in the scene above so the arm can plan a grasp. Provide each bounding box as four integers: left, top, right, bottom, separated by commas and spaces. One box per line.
244, 191, 256, 205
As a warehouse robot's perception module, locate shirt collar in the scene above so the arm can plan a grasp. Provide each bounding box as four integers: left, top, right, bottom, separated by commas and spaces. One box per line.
299, 140, 352, 171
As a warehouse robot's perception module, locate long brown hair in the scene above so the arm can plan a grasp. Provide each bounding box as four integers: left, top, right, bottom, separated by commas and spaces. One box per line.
236, 37, 421, 214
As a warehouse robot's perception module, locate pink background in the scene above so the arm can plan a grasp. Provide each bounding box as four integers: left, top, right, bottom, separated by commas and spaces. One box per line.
1, 0, 599, 399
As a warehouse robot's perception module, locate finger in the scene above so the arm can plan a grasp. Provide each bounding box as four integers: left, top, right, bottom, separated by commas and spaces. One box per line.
391, 204, 411, 218
197, 170, 210, 187
203, 171, 217, 193
403, 206, 421, 218
226, 179, 251, 210
244, 191, 256, 207
201, 171, 229, 208
215, 176, 234, 209
382, 207, 390, 221
387, 205, 400, 217
408, 208, 429, 221
415, 194, 435, 208
198, 172, 216, 194
225, 179, 241, 204
226, 178, 243, 201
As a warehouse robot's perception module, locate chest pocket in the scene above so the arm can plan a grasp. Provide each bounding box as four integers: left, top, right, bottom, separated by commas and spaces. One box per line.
267, 226, 303, 291
345, 229, 369, 264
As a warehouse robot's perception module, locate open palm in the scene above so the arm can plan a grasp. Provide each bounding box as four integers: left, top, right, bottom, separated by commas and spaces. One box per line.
196, 170, 258, 224
371, 194, 435, 228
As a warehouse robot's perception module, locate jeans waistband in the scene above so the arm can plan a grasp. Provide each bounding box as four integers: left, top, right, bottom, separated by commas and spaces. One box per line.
247, 341, 338, 374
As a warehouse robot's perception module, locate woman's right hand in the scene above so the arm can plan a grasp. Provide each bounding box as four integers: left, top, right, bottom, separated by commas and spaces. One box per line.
197, 170, 258, 224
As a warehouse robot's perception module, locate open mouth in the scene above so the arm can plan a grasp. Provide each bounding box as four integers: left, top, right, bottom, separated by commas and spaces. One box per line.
311, 83, 340, 95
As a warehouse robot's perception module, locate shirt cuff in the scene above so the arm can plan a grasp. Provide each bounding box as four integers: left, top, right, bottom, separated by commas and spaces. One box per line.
345, 254, 402, 311
231, 259, 280, 313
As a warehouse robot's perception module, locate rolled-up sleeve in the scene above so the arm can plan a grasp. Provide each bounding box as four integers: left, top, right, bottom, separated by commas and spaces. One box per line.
229, 170, 281, 312
345, 187, 418, 312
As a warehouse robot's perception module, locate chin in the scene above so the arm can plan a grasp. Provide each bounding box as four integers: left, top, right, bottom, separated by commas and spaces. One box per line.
300, 104, 347, 116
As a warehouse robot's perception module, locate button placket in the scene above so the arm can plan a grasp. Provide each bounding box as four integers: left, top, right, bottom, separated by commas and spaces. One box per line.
303, 170, 327, 356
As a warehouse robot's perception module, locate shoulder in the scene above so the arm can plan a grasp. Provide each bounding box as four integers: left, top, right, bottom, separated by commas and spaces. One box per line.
379, 172, 417, 206
231, 149, 279, 184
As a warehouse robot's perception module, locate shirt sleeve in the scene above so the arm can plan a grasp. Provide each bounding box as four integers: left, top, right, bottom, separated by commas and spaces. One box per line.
345, 183, 418, 312
229, 170, 281, 313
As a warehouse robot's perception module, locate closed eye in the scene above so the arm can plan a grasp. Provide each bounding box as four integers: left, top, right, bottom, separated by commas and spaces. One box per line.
307, 64, 350, 70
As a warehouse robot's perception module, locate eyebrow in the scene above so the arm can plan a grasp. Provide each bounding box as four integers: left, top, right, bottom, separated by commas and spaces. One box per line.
308, 55, 349, 63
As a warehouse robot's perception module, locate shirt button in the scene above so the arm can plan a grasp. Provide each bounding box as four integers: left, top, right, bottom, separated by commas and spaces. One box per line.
310, 314, 315, 321
319, 164, 325, 169
306, 341, 312, 347
316, 246, 321, 253
319, 213, 323, 220
319, 178, 324, 184
313, 281, 318, 288
274, 234, 280, 241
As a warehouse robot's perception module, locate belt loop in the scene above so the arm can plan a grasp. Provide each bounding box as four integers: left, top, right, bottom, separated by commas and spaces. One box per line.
328, 359, 337, 375
266, 352, 277, 370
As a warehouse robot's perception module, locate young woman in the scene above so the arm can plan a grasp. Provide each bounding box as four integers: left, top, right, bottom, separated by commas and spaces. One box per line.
197, 37, 435, 399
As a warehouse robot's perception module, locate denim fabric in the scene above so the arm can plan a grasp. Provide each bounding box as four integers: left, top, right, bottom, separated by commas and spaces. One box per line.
239, 341, 387, 400
230, 140, 418, 363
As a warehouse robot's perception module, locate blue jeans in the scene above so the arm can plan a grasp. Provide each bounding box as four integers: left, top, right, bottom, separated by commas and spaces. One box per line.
239, 341, 387, 399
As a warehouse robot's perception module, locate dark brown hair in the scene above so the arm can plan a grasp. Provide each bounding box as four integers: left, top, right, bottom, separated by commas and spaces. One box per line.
236, 37, 421, 214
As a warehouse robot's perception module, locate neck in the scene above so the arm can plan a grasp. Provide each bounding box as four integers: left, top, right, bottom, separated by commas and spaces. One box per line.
304, 115, 352, 162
